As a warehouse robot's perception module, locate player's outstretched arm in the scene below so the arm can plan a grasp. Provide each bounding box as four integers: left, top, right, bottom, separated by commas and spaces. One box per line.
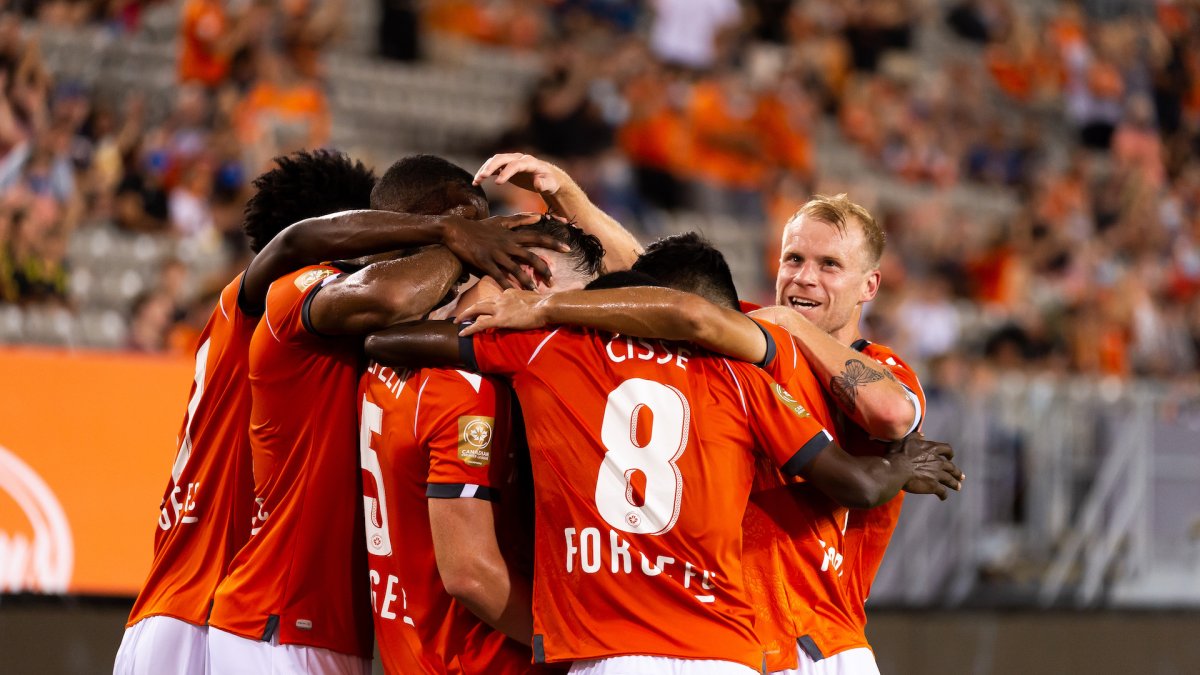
364, 320, 465, 369
474, 153, 643, 271
307, 249, 465, 336
429, 499, 533, 645
458, 287, 770, 363
750, 306, 917, 440
797, 433, 963, 509
241, 210, 559, 315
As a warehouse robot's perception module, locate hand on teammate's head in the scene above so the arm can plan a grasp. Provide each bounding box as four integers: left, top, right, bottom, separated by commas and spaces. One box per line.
473, 153, 562, 195
442, 212, 567, 291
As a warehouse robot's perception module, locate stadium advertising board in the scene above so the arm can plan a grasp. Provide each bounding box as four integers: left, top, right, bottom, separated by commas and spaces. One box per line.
0, 348, 191, 596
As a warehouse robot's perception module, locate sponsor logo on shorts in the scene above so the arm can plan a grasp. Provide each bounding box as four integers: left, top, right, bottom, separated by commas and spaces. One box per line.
458, 416, 494, 467
771, 382, 810, 418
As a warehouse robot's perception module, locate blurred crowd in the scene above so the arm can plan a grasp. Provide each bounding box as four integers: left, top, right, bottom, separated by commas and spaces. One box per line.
1, 0, 1198, 384
0, 0, 342, 350
431, 0, 1200, 383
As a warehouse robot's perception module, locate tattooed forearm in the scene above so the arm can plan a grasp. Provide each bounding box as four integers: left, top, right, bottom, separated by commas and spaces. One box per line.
829, 359, 885, 412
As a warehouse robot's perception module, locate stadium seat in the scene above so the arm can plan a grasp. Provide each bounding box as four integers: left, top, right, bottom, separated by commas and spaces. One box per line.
0, 305, 25, 344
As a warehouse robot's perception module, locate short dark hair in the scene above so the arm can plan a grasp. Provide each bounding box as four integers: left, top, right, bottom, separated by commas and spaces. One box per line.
584, 270, 665, 291
514, 215, 605, 279
631, 232, 739, 310
242, 150, 376, 253
370, 154, 487, 214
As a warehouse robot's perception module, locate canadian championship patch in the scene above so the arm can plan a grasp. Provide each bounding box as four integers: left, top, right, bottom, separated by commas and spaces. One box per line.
771, 382, 811, 418
458, 416, 495, 467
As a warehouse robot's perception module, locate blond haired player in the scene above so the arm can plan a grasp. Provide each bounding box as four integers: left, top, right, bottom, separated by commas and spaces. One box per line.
749, 194, 926, 675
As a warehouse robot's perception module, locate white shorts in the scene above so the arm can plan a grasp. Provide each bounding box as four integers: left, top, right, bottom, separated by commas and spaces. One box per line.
570, 655, 760, 675
114, 615, 209, 675
771, 646, 880, 675
207, 626, 371, 675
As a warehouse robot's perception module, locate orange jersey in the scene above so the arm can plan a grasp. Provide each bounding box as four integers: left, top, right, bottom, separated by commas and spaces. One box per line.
209, 264, 373, 658
127, 275, 257, 628
359, 361, 532, 674
739, 319, 848, 671
743, 328, 926, 668
463, 327, 833, 670
799, 340, 926, 661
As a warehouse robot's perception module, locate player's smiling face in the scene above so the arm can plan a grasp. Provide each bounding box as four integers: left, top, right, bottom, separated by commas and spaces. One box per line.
774, 215, 880, 340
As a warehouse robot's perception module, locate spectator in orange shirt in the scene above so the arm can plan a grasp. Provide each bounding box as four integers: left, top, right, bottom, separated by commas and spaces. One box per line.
618, 62, 688, 210
685, 70, 813, 220
178, 0, 266, 87
233, 49, 330, 172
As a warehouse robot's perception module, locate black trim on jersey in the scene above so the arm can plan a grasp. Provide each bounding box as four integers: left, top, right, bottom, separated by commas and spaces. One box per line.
850, 338, 871, 352
300, 277, 339, 338
426, 483, 500, 502
235, 271, 262, 318
298, 262, 361, 337
261, 614, 280, 641
329, 260, 363, 274
781, 431, 833, 477
753, 321, 777, 370
798, 635, 825, 662
459, 334, 479, 372
532, 635, 546, 664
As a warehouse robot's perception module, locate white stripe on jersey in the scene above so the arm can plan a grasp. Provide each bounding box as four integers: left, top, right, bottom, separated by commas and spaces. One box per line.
528, 329, 561, 365
719, 358, 748, 415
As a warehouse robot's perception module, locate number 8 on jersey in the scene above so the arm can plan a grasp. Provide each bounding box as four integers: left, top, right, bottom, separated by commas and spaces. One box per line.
596, 379, 690, 535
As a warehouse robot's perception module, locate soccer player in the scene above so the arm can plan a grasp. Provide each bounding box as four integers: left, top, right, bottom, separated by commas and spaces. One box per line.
115, 150, 560, 675
756, 195, 927, 675
360, 216, 604, 673
198, 154, 563, 675
359, 275, 957, 674
460, 196, 931, 674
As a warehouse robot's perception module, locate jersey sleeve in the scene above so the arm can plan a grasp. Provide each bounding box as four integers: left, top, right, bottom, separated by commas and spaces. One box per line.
751, 318, 800, 385
219, 272, 259, 332
460, 327, 560, 377
859, 342, 925, 436
261, 266, 342, 344
738, 365, 834, 477
418, 369, 512, 502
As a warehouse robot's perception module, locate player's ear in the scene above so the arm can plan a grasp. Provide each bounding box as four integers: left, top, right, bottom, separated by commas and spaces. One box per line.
861, 267, 881, 303
527, 257, 555, 291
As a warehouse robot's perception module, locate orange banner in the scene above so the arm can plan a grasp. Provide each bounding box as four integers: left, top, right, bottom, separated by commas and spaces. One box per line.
0, 347, 193, 596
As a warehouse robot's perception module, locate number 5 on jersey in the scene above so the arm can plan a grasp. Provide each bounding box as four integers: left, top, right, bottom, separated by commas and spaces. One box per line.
596, 379, 690, 535
360, 397, 392, 556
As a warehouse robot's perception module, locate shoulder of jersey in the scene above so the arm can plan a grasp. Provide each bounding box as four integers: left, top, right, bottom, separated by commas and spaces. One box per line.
293, 268, 338, 292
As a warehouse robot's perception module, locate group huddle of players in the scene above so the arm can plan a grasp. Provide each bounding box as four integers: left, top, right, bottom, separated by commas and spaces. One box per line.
112, 149, 963, 675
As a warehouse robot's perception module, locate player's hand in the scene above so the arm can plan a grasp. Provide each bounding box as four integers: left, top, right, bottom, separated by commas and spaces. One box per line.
473, 153, 563, 195
457, 289, 547, 336
888, 433, 964, 500
442, 213, 567, 291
